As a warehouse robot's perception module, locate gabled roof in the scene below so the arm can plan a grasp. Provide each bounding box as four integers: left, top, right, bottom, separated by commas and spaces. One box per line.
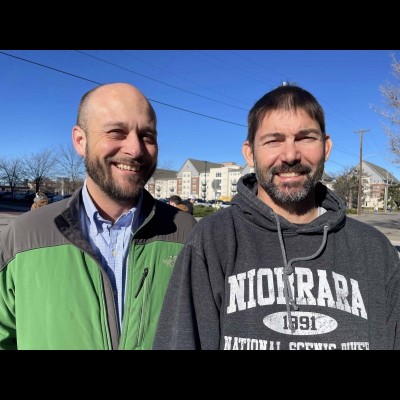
363, 160, 399, 184
187, 159, 224, 173
152, 169, 177, 180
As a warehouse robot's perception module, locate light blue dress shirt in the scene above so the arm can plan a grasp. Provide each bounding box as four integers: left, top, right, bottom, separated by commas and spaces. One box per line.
80, 181, 144, 330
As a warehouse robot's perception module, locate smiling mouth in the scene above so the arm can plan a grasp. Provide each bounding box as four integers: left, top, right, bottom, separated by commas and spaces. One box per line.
114, 163, 140, 172
278, 172, 303, 177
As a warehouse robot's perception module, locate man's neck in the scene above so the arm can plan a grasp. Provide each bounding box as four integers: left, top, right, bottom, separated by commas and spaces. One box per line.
273, 206, 319, 224
85, 179, 137, 224
257, 186, 318, 224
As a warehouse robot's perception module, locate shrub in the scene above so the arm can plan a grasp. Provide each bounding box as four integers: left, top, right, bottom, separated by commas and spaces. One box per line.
193, 205, 216, 218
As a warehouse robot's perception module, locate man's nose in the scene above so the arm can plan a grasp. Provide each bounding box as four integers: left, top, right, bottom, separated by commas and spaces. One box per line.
280, 140, 301, 164
123, 133, 143, 157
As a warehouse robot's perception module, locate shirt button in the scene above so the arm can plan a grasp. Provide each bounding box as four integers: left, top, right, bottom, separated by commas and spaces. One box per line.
112, 249, 118, 257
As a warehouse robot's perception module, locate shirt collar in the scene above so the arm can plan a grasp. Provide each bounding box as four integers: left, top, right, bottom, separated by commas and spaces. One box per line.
82, 179, 143, 233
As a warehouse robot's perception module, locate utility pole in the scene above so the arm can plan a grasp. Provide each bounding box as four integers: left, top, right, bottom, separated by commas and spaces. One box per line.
355, 129, 369, 215
384, 171, 392, 213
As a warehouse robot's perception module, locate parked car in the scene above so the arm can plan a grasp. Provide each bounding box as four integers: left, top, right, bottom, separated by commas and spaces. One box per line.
24, 192, 36, 202
195, 199, 212, 207
212, 201, 231, 209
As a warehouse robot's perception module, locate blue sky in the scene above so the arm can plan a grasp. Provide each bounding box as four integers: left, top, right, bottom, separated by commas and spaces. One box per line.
0, 50, 399, 178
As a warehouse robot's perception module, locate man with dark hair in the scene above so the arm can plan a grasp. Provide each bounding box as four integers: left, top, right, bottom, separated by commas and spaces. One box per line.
154, 85, 400, 350
169, 195, 189, 212
0, 83, 196, 350
182, 194, 196, 215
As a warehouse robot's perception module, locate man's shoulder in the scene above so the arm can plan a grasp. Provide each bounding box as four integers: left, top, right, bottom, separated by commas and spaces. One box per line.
344, 216, 394, 246
8, 202, 59, 228
1, 199, 72, 251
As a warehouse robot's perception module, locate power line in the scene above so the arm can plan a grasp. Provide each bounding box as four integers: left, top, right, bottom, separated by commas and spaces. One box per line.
119, 50, 250, 107
0, 51, 101, 86
76, 50, 248, 111
229, 50, 287, 82
0, 51, 246, 128
197, 50, 270, 85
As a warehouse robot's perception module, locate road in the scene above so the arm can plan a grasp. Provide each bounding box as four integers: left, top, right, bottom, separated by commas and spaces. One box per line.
0, 203, 30, 234
348, 212, 400, 252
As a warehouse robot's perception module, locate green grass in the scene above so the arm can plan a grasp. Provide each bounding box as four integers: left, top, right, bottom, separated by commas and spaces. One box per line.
193, 205, 216, 218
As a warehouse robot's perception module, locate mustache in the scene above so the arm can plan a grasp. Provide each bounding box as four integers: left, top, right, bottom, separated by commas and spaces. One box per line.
270, 164, 311, 175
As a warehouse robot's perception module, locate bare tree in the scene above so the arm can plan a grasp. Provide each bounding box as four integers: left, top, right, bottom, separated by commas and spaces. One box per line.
332, 167, 360, 208
374, 54, 400, 163
0, 157, 25, 196
55, 144, 85, 192
388, 184, 400, 210
24, 148, 57, 193
158, 159, 176, 170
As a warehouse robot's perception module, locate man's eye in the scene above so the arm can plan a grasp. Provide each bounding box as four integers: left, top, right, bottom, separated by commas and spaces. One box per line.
109, 130, 125, 137
299, 136, 320, 143
262, 139, 281, 147
142, 134, 157, 144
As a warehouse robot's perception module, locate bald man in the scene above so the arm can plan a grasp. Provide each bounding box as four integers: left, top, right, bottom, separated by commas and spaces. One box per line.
0, 83, 197, 350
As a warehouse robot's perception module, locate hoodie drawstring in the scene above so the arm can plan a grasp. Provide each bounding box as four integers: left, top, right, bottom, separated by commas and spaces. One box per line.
274, 213, 329, 333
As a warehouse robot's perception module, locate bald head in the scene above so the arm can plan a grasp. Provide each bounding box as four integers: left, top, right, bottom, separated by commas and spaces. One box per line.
72, 82, 158, 211
77, 83, 156, 132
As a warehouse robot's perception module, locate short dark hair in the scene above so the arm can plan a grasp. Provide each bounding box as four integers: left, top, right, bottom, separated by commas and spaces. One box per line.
247, 85, 326, 148
169, 195, 183, 205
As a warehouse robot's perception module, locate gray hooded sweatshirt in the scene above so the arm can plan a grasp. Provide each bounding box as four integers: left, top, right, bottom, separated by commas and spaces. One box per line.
154, 173, 400, 350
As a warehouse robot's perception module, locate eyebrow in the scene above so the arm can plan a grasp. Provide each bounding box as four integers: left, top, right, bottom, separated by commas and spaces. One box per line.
103, 121, 129, 130
258, 128, 322, 141
103, 121, 157, 134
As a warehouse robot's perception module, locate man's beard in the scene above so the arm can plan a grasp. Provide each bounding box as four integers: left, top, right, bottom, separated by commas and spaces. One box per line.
85, 148, 157, 203
254, 158, 325, 204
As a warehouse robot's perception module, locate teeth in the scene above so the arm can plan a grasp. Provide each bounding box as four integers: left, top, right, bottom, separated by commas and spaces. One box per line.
116, 163, 138, 171
279, 172, 300, 177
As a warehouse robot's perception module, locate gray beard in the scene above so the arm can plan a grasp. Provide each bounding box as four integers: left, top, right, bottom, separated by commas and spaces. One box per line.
254, 159, 324, 204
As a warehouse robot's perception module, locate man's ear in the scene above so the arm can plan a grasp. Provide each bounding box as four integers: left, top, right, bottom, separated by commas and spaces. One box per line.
242, 140, 255, 167
324, 134, 333, 161
72, 126, 87, 157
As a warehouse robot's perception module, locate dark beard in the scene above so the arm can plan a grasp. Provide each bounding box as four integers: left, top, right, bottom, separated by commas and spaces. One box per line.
254, 160, 324, 204
85, 150, 156, 203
